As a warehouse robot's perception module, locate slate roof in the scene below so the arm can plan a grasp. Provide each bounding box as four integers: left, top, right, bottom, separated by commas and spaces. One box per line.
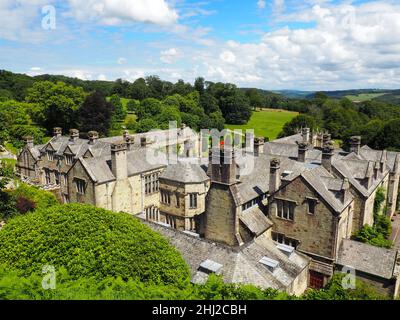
300, 166, 353, 214
159, 159, 209, 183
142, 219, 310, 291
239, 206, 273, 236
79, 149, 167, 184
337, 239, 398, 280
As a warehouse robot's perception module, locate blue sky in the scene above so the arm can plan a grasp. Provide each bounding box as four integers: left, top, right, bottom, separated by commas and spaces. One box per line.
1, 0, 400, 90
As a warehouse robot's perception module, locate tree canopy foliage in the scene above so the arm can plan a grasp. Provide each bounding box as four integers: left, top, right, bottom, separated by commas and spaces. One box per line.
0, 203, 190, 286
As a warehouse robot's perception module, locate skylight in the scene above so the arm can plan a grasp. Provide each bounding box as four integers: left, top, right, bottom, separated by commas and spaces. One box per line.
199, 259, 223, 274
259, 256, 279, 272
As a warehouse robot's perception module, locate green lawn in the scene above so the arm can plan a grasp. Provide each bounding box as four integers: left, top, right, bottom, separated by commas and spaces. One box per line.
225, 109, 299, 140
345, 93, 387, 102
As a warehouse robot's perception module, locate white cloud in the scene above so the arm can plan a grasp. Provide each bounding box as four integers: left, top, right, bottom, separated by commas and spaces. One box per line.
160, 48, 180, 64
190, 1, 400, 90
219, 51, 236, 64
67, 0, 178, 26
257, 0, 266, 9
117, 57, 127, 65
97, 74, 107, 80
0, 0, 56, 42
273, 0, 285, 14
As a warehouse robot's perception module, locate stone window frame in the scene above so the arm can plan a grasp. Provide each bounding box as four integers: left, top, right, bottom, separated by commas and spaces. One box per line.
272, 232, 299, 248
274, 197, 296, 221
75, 178, 86, 195
305, 197, 319, 215
145, 173, 160, 195
189, 193, 198, 209
161, 189, 171, 205
44, 169, 51, 185
47, 150, 55, 161
65, 154, 74, 165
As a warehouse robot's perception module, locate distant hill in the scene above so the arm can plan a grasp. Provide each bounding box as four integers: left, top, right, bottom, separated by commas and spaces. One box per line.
0, 70, 115, 101
274, 90, 314, 99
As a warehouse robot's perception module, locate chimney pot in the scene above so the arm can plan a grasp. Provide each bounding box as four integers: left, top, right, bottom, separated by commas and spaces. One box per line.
53, 127, 62, 138
88, 131, 99, 145
69, 129, 79, 142
350, 136, 361, 155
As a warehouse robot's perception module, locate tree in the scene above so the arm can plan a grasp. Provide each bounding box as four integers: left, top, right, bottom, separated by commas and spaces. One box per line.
137, 98, 163, 120
0, 203, 191, 286
194, 77, 205, 95
278, 114, 318, 138
25, 81, 86, 133
126, 99, 140, 112
245, 88, 264, 111
200, 93, 220, 114
136, 118, 159, 133
221, 89, 252, 124
374, 119, 400, 151
128, 78, 149, 100
109, 94, 126, 121
0, 100, 44, 148
77, 91, 114, 136
155, 108, 182, 129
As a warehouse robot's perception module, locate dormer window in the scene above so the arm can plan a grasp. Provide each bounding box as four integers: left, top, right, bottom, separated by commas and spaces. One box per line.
47, 151, 55, 161
65, 154, 74, 165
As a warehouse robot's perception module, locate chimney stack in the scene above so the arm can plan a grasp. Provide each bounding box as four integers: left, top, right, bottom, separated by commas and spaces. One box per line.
269, 158, 281, 194
322, 133, 331, 146
350, 136, 361, 155
140, 136, 148, 147
209, 145, 237, 185
380, 150, 387, 173
69, 129, 79, 142
111, 142, 128, 180
24, 136, 34, 149
341, 178, 350, 204
302, 128, 310, 143
321, 141, 334, 172
88, 131, 99, 145
53, 127, 62, 139
297, 141, 308, 163
254, 137, 265, 156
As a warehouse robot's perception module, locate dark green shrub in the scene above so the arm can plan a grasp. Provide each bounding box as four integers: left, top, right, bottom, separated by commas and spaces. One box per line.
0, 203, 190, 287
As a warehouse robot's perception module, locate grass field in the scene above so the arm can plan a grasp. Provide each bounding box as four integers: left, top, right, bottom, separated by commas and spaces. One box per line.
225, 109, 299, 140
345, 93, 387, 102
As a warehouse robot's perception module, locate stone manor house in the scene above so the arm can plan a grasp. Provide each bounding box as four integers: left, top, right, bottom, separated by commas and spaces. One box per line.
16, 126, 400, 297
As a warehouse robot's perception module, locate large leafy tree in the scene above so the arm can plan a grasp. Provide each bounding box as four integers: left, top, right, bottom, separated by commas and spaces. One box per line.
77, 91, 114, 136
0, 100, 44, 148
0, 203, 191, 286
109, 94, 126, 121
25, 81, 86, 133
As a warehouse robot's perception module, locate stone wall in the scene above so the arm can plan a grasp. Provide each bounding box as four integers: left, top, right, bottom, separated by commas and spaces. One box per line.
205, 183, 239, 246
269, 176, 339, 260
